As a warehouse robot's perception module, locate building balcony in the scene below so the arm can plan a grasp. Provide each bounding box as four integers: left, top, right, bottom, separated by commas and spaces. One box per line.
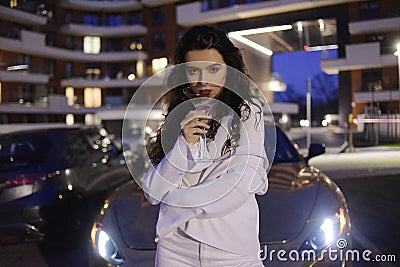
60, 76, 163, 89
349, 17, 400, 35
61, 23, 147, 37
269, 102, 299, 114
321, 42, 398, 74
0, 5, 46, 26
176, 0, 363, 26
354, 90, 400, 103
0, 30, 148, 63
141, 0, 184, 7
0, 70, 49, 84
0, 95, 102, 115
60, 0, 141, 12
61, 77, 146, 88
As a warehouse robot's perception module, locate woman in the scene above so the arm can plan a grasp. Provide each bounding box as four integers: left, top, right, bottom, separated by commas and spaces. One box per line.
142, 25, 269, 266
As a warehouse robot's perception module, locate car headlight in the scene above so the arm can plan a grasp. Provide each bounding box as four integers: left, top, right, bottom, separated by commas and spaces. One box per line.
299, 208, 348, 252
91, 222, 125, 265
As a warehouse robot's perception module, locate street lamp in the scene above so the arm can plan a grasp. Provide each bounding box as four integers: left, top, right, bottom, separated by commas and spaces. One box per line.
268, 73, 287, 92
395, 43, 400, 141
396, 43, 400, 114
306, 77, 311, 149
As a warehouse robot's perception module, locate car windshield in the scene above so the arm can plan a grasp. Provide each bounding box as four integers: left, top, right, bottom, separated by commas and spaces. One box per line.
0, 133, 50, 172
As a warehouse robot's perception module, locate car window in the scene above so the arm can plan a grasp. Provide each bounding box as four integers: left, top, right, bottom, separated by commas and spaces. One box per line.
85, 128, 120, 154
67, 131, 92, 161
67, 128, 120, 163
271, 128, 302, 163
0, 134, 50, 171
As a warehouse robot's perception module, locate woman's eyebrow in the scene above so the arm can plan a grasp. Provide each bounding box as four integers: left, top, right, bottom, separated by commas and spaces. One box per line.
207, 63, 222, 68
186, 63, 222, 69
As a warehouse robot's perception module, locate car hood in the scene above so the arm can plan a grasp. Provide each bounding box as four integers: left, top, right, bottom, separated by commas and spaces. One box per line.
109, 181, 159, 249
109, 161, 320, 248
257, 162, 320, 244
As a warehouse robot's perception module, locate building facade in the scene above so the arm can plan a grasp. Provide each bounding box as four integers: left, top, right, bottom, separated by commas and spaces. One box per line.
1, 0, 399, 144
322, 0, 400, 143
0, 0, 183, 124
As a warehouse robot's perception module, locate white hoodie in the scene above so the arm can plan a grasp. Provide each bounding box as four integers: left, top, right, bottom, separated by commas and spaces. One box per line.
142, 102, 269, 258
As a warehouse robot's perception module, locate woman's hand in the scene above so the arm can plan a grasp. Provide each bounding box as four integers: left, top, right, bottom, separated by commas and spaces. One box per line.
180, 110, 210, 144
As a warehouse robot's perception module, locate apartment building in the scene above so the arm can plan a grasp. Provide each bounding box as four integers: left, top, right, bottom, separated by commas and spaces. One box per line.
322, 0, 400, 142
0, 0, 182, 124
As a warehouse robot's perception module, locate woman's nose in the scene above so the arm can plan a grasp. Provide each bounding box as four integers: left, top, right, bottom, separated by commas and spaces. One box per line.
195, 70, 206, 85
199, 70, 212, 84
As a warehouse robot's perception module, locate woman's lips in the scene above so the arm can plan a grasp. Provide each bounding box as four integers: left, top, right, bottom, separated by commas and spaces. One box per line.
198, 90, 212, 96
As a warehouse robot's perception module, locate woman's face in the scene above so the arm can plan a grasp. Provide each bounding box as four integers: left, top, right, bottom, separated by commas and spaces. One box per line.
185, 49, 227, 98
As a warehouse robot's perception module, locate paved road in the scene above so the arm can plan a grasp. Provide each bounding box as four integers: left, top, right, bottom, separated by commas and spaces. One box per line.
292, 127, 400, 266
0, 244, 46, 267
335, 173, 400, 267
0, 239, 89, 267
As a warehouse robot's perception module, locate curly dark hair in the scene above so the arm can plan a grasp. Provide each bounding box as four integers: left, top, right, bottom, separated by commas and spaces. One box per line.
148, 25, 260, 165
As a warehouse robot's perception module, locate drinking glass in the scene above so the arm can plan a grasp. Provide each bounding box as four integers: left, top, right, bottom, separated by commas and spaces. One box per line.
183, 88, 214, 159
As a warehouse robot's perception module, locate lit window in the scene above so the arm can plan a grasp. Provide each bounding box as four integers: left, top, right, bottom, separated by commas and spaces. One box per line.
65, 87, 75, 106
152, 57, 168, 75
85, 114, 100, 125
10, 0, 17, 8
85, 68, 101, 79
130, 42, 143, 50
128, 73, 136, 80
318, 19, 325, 31
66, 114, 74, 125
84, 88, 102, 107
84, 36, 101, 54
136, 60, 144, 77
297, 21, 303, 32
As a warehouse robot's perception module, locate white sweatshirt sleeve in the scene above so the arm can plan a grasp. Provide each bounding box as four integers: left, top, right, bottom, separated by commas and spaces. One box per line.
159, 105, 269, 219
161, 152, 268, 216
142, 133, 201, 205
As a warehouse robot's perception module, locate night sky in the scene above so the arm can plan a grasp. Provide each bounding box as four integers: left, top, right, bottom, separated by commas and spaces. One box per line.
273, 49, 338, 103
272, 49, 339, 123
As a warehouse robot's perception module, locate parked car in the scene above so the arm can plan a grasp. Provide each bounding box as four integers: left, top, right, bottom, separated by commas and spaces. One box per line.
89, 125, 351, 266
95, 106, 163, 154
0, 123, 131, 244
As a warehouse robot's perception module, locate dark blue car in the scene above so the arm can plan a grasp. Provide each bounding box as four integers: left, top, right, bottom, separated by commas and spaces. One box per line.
0, 124, 131, 243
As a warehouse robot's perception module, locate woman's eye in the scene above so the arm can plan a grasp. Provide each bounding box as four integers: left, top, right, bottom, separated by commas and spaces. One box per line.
208, 66, 220, 73
187, 68, 199, 75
